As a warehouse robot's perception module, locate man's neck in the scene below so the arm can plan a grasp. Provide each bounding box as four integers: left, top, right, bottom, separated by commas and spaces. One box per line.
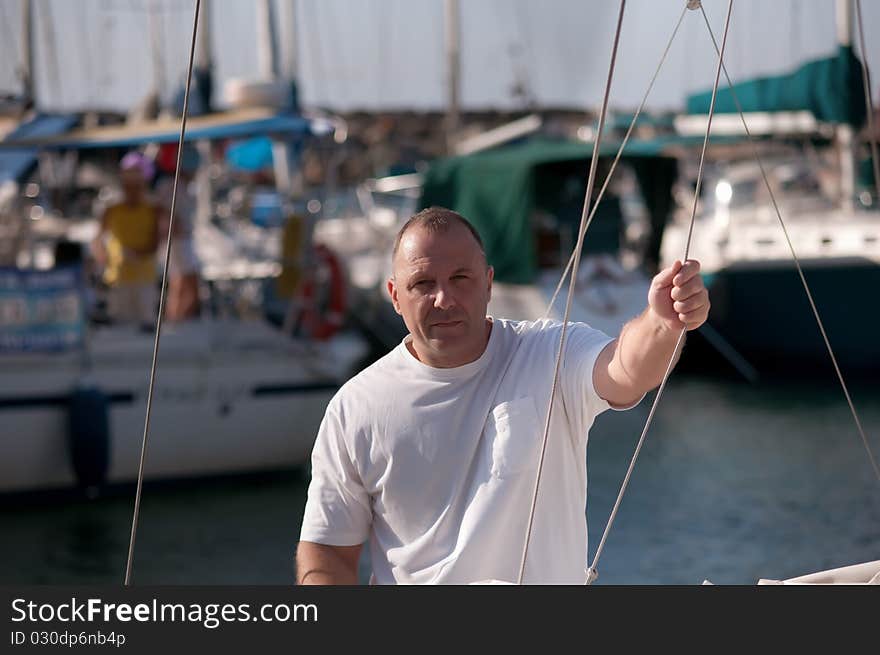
407, 318, 493, 368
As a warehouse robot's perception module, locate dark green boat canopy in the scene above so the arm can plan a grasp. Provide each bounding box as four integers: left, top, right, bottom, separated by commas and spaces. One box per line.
687, 46, 867, 127
419, 137, 705, 283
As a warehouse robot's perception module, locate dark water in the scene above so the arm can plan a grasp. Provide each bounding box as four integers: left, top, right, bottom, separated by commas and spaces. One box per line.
2, 376, 878, 585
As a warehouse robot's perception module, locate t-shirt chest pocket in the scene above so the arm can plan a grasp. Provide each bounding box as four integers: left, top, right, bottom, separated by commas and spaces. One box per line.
487, 397, 542, 479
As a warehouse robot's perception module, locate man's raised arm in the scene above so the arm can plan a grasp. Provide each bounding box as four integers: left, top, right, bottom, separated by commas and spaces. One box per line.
593, 259, 710, 408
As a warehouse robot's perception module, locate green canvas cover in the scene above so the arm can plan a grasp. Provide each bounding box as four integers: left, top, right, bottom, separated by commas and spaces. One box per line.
418, 138, 688, 284
686, 46, 867, 126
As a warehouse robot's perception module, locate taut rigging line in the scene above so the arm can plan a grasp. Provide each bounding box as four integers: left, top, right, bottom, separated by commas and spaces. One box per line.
124, 0, 203, 587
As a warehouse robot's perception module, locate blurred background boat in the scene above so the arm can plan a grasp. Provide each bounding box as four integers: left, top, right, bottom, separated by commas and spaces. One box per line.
0, 11, 370, 495
661, 29, 880, 377
0, 310, 365, 495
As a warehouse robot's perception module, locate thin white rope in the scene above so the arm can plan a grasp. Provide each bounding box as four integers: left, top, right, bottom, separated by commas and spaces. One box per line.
698, 4, 880, 482
516, 0, 628, 586
855, 0, 880, 204
542, 5, 688, 319
586, 0, 735, 585
124, 0, 202, 587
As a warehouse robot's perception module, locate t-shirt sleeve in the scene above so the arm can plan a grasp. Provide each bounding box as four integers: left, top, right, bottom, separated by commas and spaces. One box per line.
559, 322, 634, 437
299, 403, 372, 546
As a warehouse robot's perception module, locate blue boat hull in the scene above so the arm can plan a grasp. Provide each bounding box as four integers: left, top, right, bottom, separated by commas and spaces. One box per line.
695, 257, 880, 377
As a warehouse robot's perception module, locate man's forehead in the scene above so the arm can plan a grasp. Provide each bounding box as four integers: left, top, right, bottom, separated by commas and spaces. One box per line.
396, 224, 483, 267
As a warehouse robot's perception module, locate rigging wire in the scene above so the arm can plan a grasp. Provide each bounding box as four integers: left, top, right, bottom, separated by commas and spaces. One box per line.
585, 0, 736, 585
516, 0, 628, 586
698, 2, 880, 482
124, 0, 202, 587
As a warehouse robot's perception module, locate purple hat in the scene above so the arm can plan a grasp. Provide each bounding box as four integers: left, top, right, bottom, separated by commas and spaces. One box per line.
120, 151, 155, 181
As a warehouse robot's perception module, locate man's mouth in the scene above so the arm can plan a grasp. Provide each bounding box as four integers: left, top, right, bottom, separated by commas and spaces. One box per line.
432, 320, 463, 327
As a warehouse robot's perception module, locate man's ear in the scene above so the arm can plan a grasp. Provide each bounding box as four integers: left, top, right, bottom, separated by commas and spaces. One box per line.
387, 277, 401, 315
486, 265, 494, 302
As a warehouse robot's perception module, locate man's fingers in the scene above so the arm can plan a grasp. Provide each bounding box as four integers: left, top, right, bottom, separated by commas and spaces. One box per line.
672, 259, 701, 287
673, 292, 708, 315
670, 277, 705, 301
653, 259, 682, 289
678, 303, 710, 329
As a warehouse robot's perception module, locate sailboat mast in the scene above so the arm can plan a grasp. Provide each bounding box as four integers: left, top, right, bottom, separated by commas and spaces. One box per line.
444, 0, 461, 154
256, 0, 280, 80
194, 0, 213, 229
195, 0, 212, 72
836, 0, 856, 211
20, 0, 34, 105
147, 0, 167, 99
254, 2, 292, 195
278, 0, 299, 83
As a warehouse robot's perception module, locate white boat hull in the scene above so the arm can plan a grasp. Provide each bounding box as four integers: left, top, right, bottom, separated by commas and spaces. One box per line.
490, 266, 649, 338
0, 320, 367, 494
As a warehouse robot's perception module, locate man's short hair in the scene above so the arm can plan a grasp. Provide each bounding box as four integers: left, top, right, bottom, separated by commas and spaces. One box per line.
392, 207, 486, 263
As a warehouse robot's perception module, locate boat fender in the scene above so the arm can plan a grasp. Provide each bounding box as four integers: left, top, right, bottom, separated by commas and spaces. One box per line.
67, 388, 111, 489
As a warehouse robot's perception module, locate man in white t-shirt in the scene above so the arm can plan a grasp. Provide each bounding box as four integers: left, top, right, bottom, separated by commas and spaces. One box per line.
296, 206, 710, 584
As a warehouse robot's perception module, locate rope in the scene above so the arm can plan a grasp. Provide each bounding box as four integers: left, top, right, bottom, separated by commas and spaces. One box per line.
516, 0, 628, 586
855, 0, 880, 204
586, 0, 736, 585
698, 4, 880, 482
124, 0, 202, 587
543, 4, 689, 319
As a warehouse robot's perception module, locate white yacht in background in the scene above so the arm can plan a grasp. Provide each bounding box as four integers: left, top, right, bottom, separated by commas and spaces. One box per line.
657, 0, 880, 377
0, 315, 366, 495
660, 153, 880, 375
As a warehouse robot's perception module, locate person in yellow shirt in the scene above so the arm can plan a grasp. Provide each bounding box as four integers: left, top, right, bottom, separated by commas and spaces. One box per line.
91, 152, 160, 329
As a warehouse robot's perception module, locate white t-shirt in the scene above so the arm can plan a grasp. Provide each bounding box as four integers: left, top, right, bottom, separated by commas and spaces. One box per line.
299, 317, 630, 584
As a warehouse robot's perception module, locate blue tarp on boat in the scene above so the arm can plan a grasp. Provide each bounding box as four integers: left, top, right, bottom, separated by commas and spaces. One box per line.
0, 114, 79, 184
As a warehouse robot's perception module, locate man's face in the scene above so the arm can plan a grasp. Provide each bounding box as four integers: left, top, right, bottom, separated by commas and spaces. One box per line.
388, 223, 493, 367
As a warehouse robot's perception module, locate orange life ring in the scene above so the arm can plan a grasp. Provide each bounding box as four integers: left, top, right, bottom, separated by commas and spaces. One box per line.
299, 244, 347, 340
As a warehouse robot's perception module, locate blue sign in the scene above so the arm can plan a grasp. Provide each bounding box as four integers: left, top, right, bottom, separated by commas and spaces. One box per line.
0, 266, 86, 352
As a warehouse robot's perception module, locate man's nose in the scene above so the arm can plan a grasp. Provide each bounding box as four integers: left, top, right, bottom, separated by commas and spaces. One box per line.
433, 285, 455, 310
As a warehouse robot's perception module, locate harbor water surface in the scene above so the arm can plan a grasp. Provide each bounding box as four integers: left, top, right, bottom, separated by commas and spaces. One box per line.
2, 375, 878, 585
